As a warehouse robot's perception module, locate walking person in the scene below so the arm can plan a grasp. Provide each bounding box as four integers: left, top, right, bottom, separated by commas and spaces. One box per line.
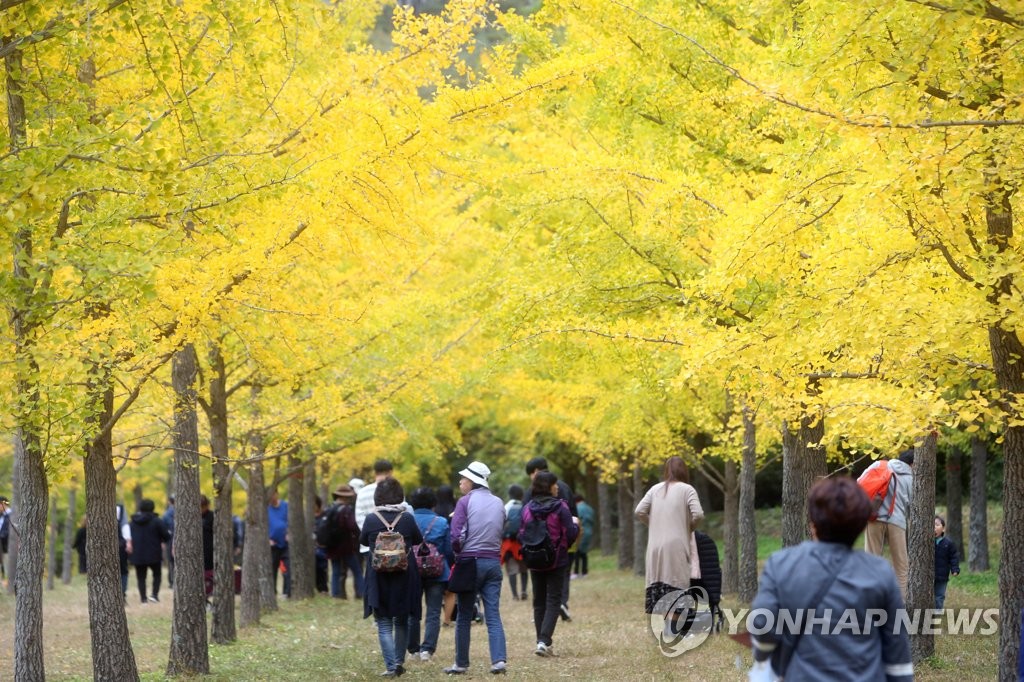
444, 461, 508, 675
523, 457, 577, 621
129, 499, 171, 603
407, 486, 454, 662
520, 471, 578, 658
934, 515, 960, 610
501, 485, 528, 601
323, 484, 363, 599
749, 477, 913, 681
361, 477, 423, 678
268, 488, 290, 597
635, 456, 704, 637
861, 448, 914, 598
572, 494, 595, 578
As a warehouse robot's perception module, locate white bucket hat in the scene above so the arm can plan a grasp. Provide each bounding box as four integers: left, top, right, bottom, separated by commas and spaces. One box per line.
459, 461, 491, 488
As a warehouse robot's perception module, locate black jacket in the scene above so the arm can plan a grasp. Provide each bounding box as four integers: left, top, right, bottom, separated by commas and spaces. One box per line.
129, 512, 170, 566
934, 536, 960, 581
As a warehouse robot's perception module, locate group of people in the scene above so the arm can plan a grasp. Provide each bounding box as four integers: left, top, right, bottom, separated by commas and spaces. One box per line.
314, 456, 589, 677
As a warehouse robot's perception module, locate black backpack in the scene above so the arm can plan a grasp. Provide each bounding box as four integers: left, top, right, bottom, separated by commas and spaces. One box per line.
315, 503, 345, 550
520, 508, 556, 570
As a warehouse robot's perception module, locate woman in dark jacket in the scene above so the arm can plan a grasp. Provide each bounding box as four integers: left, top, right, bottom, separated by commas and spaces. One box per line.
519, 471, 578, 658
360, 477, 422, 678
129, 499, 171, 603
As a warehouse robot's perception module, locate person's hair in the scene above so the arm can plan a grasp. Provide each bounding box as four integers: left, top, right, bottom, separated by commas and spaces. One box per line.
168, 495, 175, 504
436, 485, 454, 503
898, 449, 915, 465
573, 494, 584, 504
140, 499, 155, 513
507, 484, 524, 501
409, 486, 437, 510
807, 477, 872, 546
314, 495, 322, 509
662, 456, 690, 491
374, 476, 404, 505
525, 456, 549, 475
373, 459, 394, 474
531, 471, 558, 497
199, 495, 209, 508
935, 514, 946, 528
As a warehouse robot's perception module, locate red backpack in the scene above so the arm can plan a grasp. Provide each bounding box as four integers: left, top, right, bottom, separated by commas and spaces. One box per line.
858, 461, 896, 518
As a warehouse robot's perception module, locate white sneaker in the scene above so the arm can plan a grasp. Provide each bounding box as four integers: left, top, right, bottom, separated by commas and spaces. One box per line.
535, 642, 553, 657
419, 651, 432, 662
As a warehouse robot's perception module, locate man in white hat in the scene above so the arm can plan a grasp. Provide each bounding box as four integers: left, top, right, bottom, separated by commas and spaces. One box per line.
445, 461, 508, 675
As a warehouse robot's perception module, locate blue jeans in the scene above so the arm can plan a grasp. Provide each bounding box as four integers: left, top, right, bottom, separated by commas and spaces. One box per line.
375, 616, 408, 672
454, 558, 506, 667
935, 580, 949, 610
331, 554, 364, 598
408, 579, 445, 654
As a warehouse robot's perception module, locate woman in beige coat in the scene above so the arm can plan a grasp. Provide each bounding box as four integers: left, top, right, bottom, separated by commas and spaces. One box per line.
635, 456, 705, 622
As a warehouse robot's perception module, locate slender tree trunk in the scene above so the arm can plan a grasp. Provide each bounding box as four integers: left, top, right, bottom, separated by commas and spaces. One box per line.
598, 479, 613, 556
167, 344, 210, 676
287, 454, 314, 600
62, 487, 76, 584
47, 496, 58, 591
781, 408, 826, 547
207, 344, 236, 644
945, 446, 964, 559
738, 406, 759, 603
241, 417, 274, 626
84, 381, 138, 681
304, 459, 318, 592
981, 168, 1024, 681
968, 436, 990, 572
907, 432, 937, 662
616, 465, 634, 571
632, 462, 646, 577
722, 459, 739, 594
7, 36, 49, 681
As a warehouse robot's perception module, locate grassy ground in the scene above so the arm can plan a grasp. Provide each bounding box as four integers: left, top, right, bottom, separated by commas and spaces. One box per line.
0, 507, 1002, 680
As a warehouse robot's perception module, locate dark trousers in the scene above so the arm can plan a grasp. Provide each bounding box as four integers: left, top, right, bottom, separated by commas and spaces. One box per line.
134, 563, 162, 602
573, 551, 588, 575
531, 565, 567, 646
271, 544, 290, 596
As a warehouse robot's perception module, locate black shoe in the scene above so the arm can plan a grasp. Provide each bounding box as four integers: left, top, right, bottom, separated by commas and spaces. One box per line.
395, 665, 405, 676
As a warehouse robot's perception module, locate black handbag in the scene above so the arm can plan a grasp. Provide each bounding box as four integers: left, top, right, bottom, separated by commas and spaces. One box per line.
446, 556, 477, 594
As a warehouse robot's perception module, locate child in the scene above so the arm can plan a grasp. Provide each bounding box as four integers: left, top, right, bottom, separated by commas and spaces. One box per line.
934, 515, 960, 610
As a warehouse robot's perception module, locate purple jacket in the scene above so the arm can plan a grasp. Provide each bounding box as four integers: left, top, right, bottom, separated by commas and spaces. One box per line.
519, 496, 578, 570
450, 488, 504, 560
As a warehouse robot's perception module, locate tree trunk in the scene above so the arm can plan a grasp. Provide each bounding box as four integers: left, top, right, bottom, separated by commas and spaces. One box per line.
968, 436, 990, 572
47, 496, 58, 591
207, 344, 236, 644
304, 459, 318, 591
738, 406, 759, 603
632, 462, 646, 577
598, 479, 613, 556
722, 459, 739, 594
287, 454, 314, 600
240, 423, 274, 626
907, 432, 937, 662
7, 36, 49, 681
167, 344, 210, 676
84, 381, 138, 681
62, 487, 77, 584
781, 410, 826, 547
616, 466, 634, 571
983, 178, 1024, 682
944, 446, 964, 559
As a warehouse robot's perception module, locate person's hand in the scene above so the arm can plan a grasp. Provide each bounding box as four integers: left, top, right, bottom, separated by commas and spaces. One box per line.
126, 540, 133, 554
952, 571, 959, 577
